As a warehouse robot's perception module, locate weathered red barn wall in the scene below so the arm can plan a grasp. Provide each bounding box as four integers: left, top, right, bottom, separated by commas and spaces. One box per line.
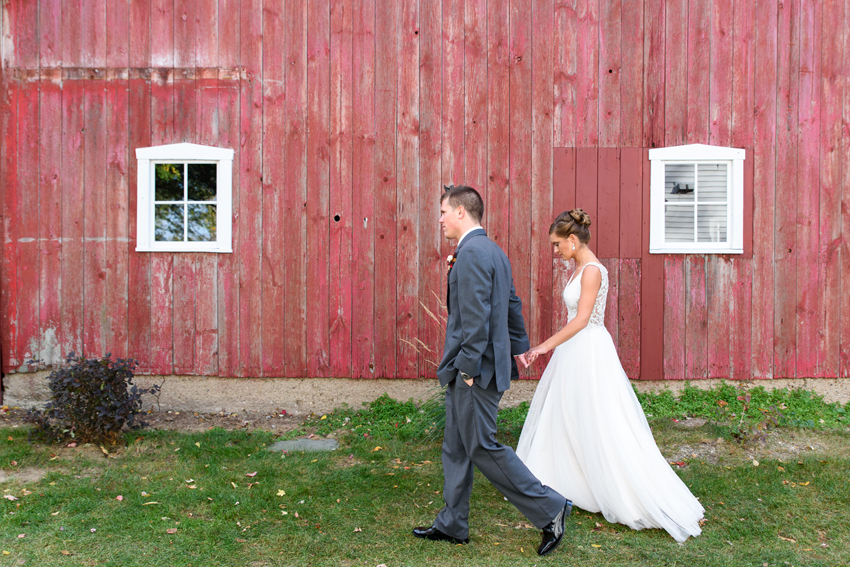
1, 0, 848, 381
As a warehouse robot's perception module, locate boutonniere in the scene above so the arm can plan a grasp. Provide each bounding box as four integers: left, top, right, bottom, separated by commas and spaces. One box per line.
446, 254, 457, 275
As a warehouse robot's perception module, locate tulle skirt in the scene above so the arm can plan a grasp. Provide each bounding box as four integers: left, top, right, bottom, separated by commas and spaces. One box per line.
516, 325, 704, 543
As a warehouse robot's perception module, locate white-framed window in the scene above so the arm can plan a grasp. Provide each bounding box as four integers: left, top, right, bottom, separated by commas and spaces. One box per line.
649, 144, 745, 254
135, 143, 234, 253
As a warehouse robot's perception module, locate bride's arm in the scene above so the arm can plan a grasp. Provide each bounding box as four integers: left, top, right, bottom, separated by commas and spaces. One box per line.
527, 265, 602, 358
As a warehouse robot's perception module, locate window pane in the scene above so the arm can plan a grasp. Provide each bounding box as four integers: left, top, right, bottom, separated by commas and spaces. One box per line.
697, 204, 727, 242
665, 163, 695, 203
187, 204, 217, 241
698, 163, 727, 202
154, 163, 184, 201
155, 204, 185, 241
188, 163, 217, 201
665, 204, 694, 242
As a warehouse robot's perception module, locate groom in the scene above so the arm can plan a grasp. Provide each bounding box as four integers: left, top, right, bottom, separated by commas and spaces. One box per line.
413, 185, 571, 556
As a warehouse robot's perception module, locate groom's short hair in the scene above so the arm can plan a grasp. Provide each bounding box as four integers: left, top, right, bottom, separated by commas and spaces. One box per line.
441, 185, 484, 223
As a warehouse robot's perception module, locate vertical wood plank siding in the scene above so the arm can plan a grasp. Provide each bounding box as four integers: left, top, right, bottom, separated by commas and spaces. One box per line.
2, 0, 849, 382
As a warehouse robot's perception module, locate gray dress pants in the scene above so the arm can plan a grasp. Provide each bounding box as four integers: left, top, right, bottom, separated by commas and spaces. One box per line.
433, 375, 567, 539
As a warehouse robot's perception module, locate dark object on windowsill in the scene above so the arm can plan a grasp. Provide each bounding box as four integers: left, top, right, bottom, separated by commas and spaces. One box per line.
671, 183, 693, 195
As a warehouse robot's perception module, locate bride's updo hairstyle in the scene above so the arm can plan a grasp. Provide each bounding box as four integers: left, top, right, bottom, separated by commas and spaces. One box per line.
549, 208, 592, 243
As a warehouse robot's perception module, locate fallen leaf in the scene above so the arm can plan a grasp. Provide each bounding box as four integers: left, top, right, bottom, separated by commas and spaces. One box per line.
246, 472, 258, 477
67, 442, 77, 448
99, 446, 109, 455
10, 461, 17, 466
372, 446, 382, 452
777, 466, 785, 472
90, 529, 96, 533
142, 502, 159, 505
282, 511, 288, 515
188, 485, 197, 489
354, 527, 362, 532
591, 544, 602, 548
166, 528, 178, 535
799, 481, 810, 486
61, 551, 71, 555
51, 511, 60, 516
17, 534, 25, 539
2, 551, 9, 555
115, 495, 123, 501
321, 415, 327, 420
752, 460, 759, 467
3, 495, 17, 501
294, 512, 299, 518
195, 442, 201, 448
277, 490, 286, 496
778, 536, 796, 543
141, 491, 149, 496
235, 538, 247, 543
185, 479, 195, 483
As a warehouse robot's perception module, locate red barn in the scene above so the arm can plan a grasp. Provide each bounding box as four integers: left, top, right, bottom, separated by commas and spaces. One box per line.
1, 0, 848, 397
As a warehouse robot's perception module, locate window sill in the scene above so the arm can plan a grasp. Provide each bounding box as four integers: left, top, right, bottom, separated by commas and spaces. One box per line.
135, 246, 233, 253
649, 247, 743, 255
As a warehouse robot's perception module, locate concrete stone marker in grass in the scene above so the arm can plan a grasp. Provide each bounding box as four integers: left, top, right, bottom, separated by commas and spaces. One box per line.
269, 438, 339, 452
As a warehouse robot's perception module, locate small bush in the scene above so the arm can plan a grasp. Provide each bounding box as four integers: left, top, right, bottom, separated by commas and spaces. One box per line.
25, 353, 161, 445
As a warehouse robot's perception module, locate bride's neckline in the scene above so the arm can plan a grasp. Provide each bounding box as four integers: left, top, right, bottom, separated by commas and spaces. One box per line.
568, 261, 600, 286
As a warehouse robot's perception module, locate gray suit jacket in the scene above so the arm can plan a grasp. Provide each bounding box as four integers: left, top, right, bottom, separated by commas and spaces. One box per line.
436, 228, 530, 392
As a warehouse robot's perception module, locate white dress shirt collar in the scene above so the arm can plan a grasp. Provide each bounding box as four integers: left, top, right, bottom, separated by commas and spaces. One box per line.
456, 225, 482, 248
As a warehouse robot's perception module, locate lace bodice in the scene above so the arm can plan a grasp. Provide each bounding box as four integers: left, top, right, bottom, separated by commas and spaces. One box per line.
564, 261, 608, 328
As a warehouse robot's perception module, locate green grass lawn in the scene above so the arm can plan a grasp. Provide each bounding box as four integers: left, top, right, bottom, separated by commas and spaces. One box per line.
2, 387, 849, 567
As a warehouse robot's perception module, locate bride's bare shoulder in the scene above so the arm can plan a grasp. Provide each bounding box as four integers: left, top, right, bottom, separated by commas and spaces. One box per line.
580, 263, 603, 286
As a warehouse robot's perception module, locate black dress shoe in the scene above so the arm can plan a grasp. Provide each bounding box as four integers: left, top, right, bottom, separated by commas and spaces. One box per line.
538, 499, 572, 556
412, 525, 469, 545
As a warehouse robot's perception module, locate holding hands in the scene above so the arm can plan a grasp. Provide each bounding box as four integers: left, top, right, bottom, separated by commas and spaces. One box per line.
517, 346, 549, 369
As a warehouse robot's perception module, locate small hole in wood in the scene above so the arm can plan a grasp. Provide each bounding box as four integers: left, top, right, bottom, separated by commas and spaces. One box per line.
334, 214, 341, 222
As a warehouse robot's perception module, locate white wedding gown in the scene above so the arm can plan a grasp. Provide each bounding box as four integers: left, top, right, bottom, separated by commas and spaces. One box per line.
516, 262, 704, 543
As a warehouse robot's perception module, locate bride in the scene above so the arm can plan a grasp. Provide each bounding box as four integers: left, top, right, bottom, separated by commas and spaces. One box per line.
516, 209, 704, 543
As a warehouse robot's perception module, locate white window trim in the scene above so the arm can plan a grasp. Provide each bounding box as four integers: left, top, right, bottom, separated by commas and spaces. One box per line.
648, 144, 745, 254
135, 143, 234, 253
